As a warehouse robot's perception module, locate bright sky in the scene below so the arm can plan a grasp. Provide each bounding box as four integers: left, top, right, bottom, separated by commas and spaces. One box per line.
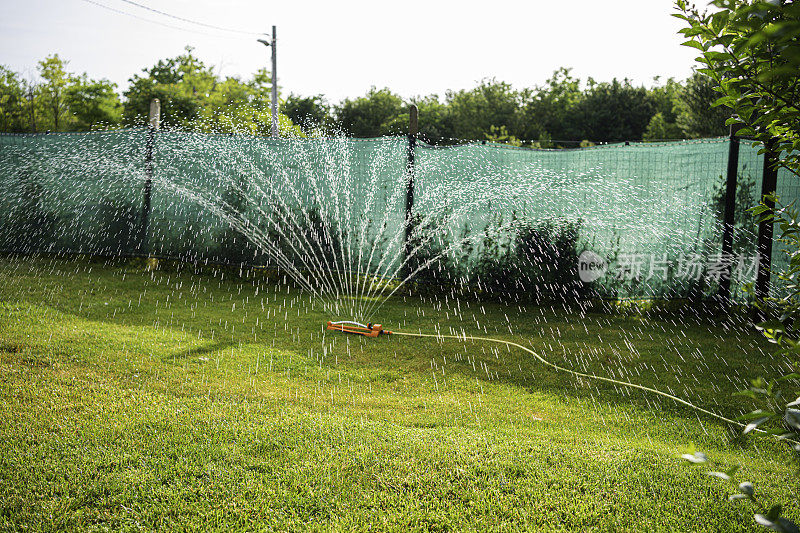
0, 0, 699, 102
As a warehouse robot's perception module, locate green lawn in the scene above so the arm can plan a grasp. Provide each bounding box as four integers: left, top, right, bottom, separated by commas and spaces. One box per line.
0, 257, 797, 531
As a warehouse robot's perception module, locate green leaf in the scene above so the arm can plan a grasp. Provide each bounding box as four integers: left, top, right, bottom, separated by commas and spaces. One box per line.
737, 409, 775, 421
682, 39, 707, 51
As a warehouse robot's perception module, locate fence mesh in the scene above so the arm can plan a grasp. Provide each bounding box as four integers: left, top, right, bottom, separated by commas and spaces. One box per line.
0, 129, 795, 301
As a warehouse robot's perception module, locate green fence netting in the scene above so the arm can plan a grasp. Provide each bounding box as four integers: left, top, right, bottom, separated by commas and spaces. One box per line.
0, 128, 795, 301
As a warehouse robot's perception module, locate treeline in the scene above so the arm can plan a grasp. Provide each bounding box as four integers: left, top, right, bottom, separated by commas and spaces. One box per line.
0, 47, 730, 144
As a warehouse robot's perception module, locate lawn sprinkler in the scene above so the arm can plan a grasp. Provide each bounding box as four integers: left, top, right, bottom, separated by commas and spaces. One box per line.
326, 320, 392, 338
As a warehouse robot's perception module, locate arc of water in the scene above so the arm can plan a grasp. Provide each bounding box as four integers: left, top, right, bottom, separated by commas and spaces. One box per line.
217, 139, 350, 306
233, 153, 344, 302
358, 173, 507, 316
353, 153, 408, 320
287, 139, 353, 307
156, 179, 323, 296
361, 219, 516, 321
154, 173, 351, 316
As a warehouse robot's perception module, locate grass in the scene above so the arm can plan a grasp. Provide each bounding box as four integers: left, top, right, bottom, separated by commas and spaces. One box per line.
0, 256, 797, 531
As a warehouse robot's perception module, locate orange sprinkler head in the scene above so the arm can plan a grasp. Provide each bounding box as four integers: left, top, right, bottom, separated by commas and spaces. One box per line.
326, 321, 392, 338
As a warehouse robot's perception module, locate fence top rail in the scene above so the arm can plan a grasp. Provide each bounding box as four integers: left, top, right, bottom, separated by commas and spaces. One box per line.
0, 129, 751, 153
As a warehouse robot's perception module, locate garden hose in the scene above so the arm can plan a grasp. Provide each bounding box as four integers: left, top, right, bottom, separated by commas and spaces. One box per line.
386, 329, 798, 444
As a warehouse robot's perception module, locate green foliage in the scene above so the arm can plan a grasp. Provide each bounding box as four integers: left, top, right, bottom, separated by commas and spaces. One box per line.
675, 71, 731, 138
445, 79, 522, 141
36, 55, 72, 132
0, 67, 29, 133
123, 47, 300, 135
677, 1, 800, 529
65, 74, 122, 131
1, 52, 732, 144
574, 79, 656, 142
644, 112, 684, 141
682, 448, 800, 533
334, 87, 404, 137
676, 0, 800, 160
0, 56, 122, 133
281, 93, 331, 132
518, 67, 581, 142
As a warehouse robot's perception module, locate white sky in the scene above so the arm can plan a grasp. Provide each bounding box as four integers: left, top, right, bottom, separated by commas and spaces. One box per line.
0, 0, 700, 103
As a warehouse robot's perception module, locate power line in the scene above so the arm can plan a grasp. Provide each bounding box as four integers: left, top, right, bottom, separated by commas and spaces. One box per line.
78, 0, 248, 39
117, 0, 262, 36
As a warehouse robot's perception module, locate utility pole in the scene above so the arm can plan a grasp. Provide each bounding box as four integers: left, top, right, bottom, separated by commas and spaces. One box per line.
257, 25, 278, 137
270, 25, 278, 137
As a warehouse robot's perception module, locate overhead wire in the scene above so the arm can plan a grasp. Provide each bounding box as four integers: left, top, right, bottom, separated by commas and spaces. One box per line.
78, 0, 253, 40
117, 0, 263, 36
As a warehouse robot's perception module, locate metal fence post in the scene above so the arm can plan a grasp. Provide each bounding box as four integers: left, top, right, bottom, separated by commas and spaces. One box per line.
719, 122, 741, 306
140, 98, 160, 258
755, 137, 779, 310
404, 104, 418, 272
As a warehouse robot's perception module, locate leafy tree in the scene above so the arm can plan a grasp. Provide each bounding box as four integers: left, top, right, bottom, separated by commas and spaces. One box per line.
123, 48, 299, 135
649, 76, 683, 125
573, 78, 656, 142
675, 71, 730, 138
0, 66, 28, 133
676, 1, 800, 530
123, 47, 215, 128
65, 75, 121, 131
334, 87, 404, 137
282, 94, 331, 132
380, 94, 455, 143
37, 54, 73, 131
643, 112, 684, 140
445, 79, 521, 141
518, 67, 582, 142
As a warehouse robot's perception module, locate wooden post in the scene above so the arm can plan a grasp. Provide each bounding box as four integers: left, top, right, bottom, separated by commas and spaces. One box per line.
140, 98, 160, 268
719, 122, 741, 306
404, 104, 418, 272
755, 137, 779, 309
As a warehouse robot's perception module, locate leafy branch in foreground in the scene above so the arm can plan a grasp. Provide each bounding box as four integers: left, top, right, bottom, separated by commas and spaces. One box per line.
676, 0, 800, 530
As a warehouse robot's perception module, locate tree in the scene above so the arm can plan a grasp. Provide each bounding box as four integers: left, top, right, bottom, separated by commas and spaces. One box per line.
65, 75, 122, 131
282, 94, 331, 132
123, 47, 215, 128
123, 47, 299, 135
643, 112, 684, 141
0, 66, 27, 133
381, 94, 455, 143
518, 67, 582, 142
334, 87, 404, 137
37, 54, 73, 131
675, 71, 730, 138
445, 79, 521, 141
573, 79, 656, 142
